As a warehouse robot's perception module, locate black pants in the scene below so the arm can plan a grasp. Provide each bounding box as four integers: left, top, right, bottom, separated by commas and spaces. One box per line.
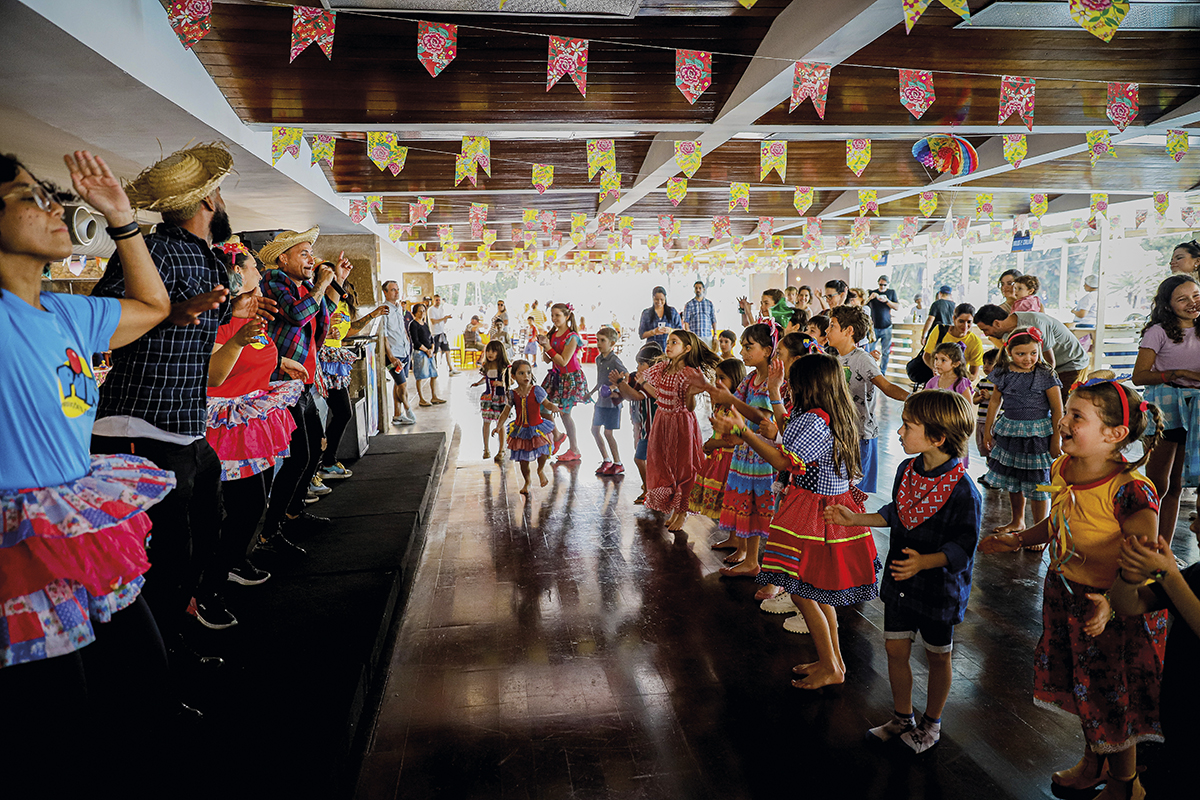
321, 385, 353, 467
91, 435, 223, 637
215, 469, 272, 571
264, 386, 322, 532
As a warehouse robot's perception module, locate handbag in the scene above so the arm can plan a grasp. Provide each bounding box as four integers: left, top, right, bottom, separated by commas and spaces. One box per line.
905, 323, 949, 385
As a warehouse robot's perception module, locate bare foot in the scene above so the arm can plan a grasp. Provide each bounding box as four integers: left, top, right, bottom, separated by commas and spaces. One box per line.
719, 561, 761, 578
519, 484, 530, 495
993, 520, 1024, 534
494, 453, 504, 464
666, 512, 686, 531
723, 553, 745, 565
791, 661, 819, 676
791, 665, 845, 690
538, 470, 549, 487
711, 536, 737, 551
483, 450, 490, 460
754, 584, 782, 600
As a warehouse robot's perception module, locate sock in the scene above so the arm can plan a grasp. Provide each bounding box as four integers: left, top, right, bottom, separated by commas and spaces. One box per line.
923, 714, 941, 728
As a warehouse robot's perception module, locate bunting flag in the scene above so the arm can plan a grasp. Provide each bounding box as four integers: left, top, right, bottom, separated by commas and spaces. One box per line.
1087, 130, 1116, 165
522, 209, 539, 230
366, 195, 383, 213
898, 217, 918, 246
547, 36, 588, 96
730, 235, 744, 253
988, 221, 1005, 241
1069, 0, 1129, 42
730, 182, 750, 212
469, 203, 488, 239
712, 215, 731, 239
898, 69, 935, 119
167, 0, 212, 50
483, 229, 497, 248
310, 134, 335, 167
410, 196, 434, 225
1106, 82, 1138, 132
675, 49, 712, 104
1003, 134, 1027, 169
438, 225, 454, 246
858, 189, 878, 216
954, 216, 970, 239
790, 62, 831, 117
757, 216, 774, 243
366, 132, 408, 176
794, 186, 813, 216
659, 215, 675, 242
850, 217, 870, 248
675, 141, 702, 178
1090, 193, 1108, 219
1167, 130, 1189, 162
532, 163, 554, 194
586, 139, 615, 180
903, 0, 970, 33
511, 224, 522, 245
647, 234, 661, 250
552, 230, 564, 247
1154, 191, 1169, 218
1030, 192, 1048, 218
804, 218, 821, 239
919, 191, 938, 217
387, 224, 408, 242
599, 170, 621, 202
1134, 209, 1148, 229
975, 193, 994, 219
760, 141, 787, 181
271, 126, 303, 165
846, 138, 871, 177
417, 21, 457, 77
596, 213, 614, 233
998, 76, 1036, 131
1183, 206, 1198, 228
737, 0, 758, 8
290, 6, 336, 62
666, 177, 687, 206
349, 199, 369, 224
540, 210, 557, 233
407, 243, 424, 257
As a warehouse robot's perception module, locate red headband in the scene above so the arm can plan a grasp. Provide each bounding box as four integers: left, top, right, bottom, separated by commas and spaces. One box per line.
1006, 326, 1042, 347
1073, 377, 1149, 428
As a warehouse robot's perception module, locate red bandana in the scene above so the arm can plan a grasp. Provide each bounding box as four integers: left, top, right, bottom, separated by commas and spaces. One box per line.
895, 459, 966, 529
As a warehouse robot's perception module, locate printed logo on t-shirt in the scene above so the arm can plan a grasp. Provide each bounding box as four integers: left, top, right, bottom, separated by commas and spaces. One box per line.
57, 348, 97, 418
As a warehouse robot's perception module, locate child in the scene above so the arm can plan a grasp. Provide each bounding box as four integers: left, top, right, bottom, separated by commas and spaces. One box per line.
982, 328, 1063, 535
589, 326, 627, 476
972, 349, 1000, 467
826, 391, 981, 752
925, 342, 973, 400
538, 302, 590, 462
717, 329, 739, 360
713, 354, 880, 690
495, 359, 559, 494
522, 315, 539, 359
784, 308, 809, 337
612, 342, 662, 504
827, 306, 910, 493
693, 359, 746, 538
642, 331, 722, 532
981, 377, 1166, 800
471, 339, 510, 462
806, 315, 830, 351
1011, 274, 1044, 313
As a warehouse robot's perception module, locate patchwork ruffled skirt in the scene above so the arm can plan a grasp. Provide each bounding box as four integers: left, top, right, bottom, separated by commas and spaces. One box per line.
205, 380, 303, 481
984, 414, 1053, 500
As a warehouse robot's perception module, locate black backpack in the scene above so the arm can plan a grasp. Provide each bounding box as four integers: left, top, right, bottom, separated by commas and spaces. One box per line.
905, 323, 949, 385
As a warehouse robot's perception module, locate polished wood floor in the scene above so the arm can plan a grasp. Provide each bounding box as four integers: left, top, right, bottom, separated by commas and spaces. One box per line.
356, 379, 1198, 800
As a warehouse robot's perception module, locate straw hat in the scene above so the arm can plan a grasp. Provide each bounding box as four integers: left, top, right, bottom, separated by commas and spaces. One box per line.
258, 226, 320, 267
124, 142, 234, 212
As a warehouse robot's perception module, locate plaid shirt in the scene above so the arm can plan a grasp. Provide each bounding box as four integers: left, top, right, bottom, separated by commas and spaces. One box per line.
681, 297, 716, 340
92, 224, 231, 437
260, 268, 333, 382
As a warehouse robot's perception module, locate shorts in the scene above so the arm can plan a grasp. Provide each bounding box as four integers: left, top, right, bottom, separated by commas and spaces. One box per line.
592, 405, 622, 430
884, 603, 954, 653
388, 357, 410, 383
857, 437, 879, 494
433, 333, 450, 352
635, 436, 648, 461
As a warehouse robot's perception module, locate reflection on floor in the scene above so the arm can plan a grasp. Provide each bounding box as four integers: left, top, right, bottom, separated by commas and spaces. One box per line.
357, 375, 1198, 800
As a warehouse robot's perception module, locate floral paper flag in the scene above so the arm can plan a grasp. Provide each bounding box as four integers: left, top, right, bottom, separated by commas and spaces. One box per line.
675, 141, 702, 178
712, 215, 731, 239
409, 199, 432, 225
1030, 193, 1048, 218
790, 62, 831, 117
737, 0, 758, 7
1090, 193, 1109, 219
731, 235, 744, 253
975, 193, 994, 219
730, 182, 750, 212
919, 191, 938, 217
989, 221, 1005, 240
407, 243, 423, 257
1135, 209, 1148, 229
540, 211, 557, 233
310, 134, 335, 167
1087, 130, 1116, 165
438, 225, 454, 246
760, 141, 787, 181
850, 217, 870, 248
658, 215, 675, 242
511, 225, 522, 245
899, 217, 918, 246
1069, 0, 1129, 42
858, 189, 878, 216
349, 199, 369, 224
366, 195, 383, 214
599, 170, 621, 202
846, 139, 871, 177
1152, 191, 1170, 218
167, 0, 212, 50
547, 36, 588, 96
469, 203, 488, 239
290, 7, 336, 62
586, 139, 615, 180
805, 218, 822, 239
898, 69, 935, 119
757, 216, 774, 243
522, 209, 538, 230
271, 127, 306, 168
1167, 130, 1189, 162
794, 186, 813, 216
552, 231, 564, 247
532, 163, 554, 194
903, 0, 970, 34
597, 213, 615, 233
1003, 134, 1027, 169
666, 177, 687, 207
998, 76, 1036, 131
366, 132, 408, 176
953, 216, 970, 239
483, 229, 497, 248
1183, 206, 1198, 228
387, 224, 406, 242
675, 50, 712, 105
417, 21, 456, 77
1106, 82, 1138, 132
648, 234, 660, 250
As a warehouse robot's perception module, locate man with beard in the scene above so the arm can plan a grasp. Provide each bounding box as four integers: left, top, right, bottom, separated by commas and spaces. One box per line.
91, 143, 276, 663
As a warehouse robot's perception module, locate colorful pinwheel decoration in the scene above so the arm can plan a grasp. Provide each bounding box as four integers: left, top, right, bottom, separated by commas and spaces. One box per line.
912, 134, 979, 176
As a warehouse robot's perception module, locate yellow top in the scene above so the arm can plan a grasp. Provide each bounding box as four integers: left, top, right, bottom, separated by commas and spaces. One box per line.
924, 328, 984, 368
325, 300, 352, 349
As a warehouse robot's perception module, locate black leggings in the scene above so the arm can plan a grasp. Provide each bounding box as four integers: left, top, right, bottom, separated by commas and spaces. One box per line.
264, 388, 322, 531
322, 386, 353, 467
214, 470, 272, 570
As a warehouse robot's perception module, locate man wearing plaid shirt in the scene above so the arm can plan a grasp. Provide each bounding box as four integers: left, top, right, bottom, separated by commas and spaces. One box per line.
682, 280, 716, 347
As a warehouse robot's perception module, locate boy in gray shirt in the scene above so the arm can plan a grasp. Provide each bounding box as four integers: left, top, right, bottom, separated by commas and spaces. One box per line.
590, 326, 628, 476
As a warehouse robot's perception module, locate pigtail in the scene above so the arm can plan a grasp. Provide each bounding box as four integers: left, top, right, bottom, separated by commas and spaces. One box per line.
1128, 402, 1164, 473
1072, 376, 1161, 472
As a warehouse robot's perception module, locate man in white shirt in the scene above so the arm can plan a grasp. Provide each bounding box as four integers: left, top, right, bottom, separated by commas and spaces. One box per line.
1073, 275, 1099, 328
428, 293, 458, 375
381, 281, 414, 425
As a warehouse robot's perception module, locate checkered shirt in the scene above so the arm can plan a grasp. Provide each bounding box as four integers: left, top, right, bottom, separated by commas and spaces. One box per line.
260, 268, 333, 382
782, 411, 852, 495
682, 298, 716, 340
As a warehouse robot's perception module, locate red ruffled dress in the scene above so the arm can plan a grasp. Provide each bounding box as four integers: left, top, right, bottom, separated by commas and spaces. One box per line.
758, 410, 881, 605
643, 362, 705, 514
206, 318, 303, 481
507, 385, 555, 462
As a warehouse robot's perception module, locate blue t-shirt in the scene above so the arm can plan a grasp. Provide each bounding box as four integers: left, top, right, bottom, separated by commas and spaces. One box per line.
0, 291, 121, 491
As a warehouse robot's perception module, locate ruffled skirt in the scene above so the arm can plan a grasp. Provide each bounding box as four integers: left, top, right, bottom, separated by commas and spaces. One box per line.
984, 414, 1053, 500
544, 369, 590, 413
645, 410, 704, 514
718, 442, 776, 537
689, 448, 733, 520
508, 418, 555, 461
480, 388, 507, 421
319, 345, 359, 390
206, 380, 303, 481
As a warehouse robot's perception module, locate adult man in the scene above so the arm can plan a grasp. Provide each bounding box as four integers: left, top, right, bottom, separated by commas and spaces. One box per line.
1073, 274, 1100, 327
428, 293, 457, 375
258, 226, 339, 556
92, 143, 273, 642
867, 274, 900, 372
381, 280, 415, 425
922, 284, 955, 342
922, 303, 985, 381
682, 280, 716, 346
975, 304, 1089, 388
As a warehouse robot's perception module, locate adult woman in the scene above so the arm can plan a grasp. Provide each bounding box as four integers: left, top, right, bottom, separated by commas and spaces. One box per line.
0, 151, 174, 774
823, 279, 848, 309
408, 302, 444, 406
639, 285, 682, 350
490, 299, 509, 346
1169, 240, 1200, 276
796, 286, 816, 314
997, 268, 1022, 313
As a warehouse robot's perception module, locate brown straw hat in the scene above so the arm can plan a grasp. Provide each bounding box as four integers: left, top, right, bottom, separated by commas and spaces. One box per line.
124, 142, 234, 212
258, 226, 320, 267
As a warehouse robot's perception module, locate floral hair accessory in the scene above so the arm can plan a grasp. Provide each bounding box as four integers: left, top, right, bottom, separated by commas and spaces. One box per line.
1007, 326, 1042, 347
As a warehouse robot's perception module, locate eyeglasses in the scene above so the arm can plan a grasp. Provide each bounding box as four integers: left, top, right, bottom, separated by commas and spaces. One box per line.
2, 182, 57, 213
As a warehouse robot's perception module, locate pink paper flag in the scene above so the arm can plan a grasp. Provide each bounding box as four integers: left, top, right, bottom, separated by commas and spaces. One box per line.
903, 0, 970, 34
898, 69, 935, 119
794, 187, 813, 216
290, 7, 336, 62
760, 141, 786, 181
858, 189, 878, 216
1106, 82, 1138, 132
730, 182, 750, 212
511, 225, 522, 245
790, 62, 831, 118
547, 36, 588, 96
659, 215, 675, 243
552, 231, 564, 247
1167, 130, 1189, 162
168, 0, 212, 50
675, 50, 712, 105
850, 217, 870, 248
1184, 207, 1198, 228
349, 199, 369, 224
417, 21, 457, 78
310, 134, 335, 167
271, 127, 303, 165
757, 217, 774, 243
598, 213, 616, 233
712, 216, 731, 239
409, 197, 434, 225
1003, 134, 1027, 169
666, 177, 687, 207
469, 203, 487, 239
954, 216, 970, 238
366, 132, 408, 176
532, 163, 554, 194
366, 195, 383, 213
1135, 209, 1148, 229
599, 170, 621, 202
1069, 0, 1129, 43
999, 76, 1036, 131
1087, 130, 1116, 165
919, 191, 938, 217
540, 211, 557, 233
846, 139, 871, 177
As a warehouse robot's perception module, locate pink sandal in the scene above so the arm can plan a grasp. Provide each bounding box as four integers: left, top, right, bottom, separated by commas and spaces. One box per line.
557, 450, 582, 462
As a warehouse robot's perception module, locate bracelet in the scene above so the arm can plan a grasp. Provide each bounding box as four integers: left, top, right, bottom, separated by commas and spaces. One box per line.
771, 400, 784, 406
106, 221, 141, 240
731, 425, 746, 437
1150, 568, 1168, 582
1162, 371, 1169, 384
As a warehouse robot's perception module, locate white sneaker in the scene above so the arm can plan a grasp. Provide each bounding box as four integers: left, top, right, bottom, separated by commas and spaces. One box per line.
403, 409, 417, 424
783, 613, 810, 634
760, 593, 799, 614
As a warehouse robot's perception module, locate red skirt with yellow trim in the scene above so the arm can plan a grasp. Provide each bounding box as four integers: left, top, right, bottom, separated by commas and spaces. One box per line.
688, 448, 733, 520
757, 486, 880, 605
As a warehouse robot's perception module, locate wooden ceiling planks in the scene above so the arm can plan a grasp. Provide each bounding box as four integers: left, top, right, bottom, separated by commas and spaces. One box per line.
958, 147, 1200, 193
